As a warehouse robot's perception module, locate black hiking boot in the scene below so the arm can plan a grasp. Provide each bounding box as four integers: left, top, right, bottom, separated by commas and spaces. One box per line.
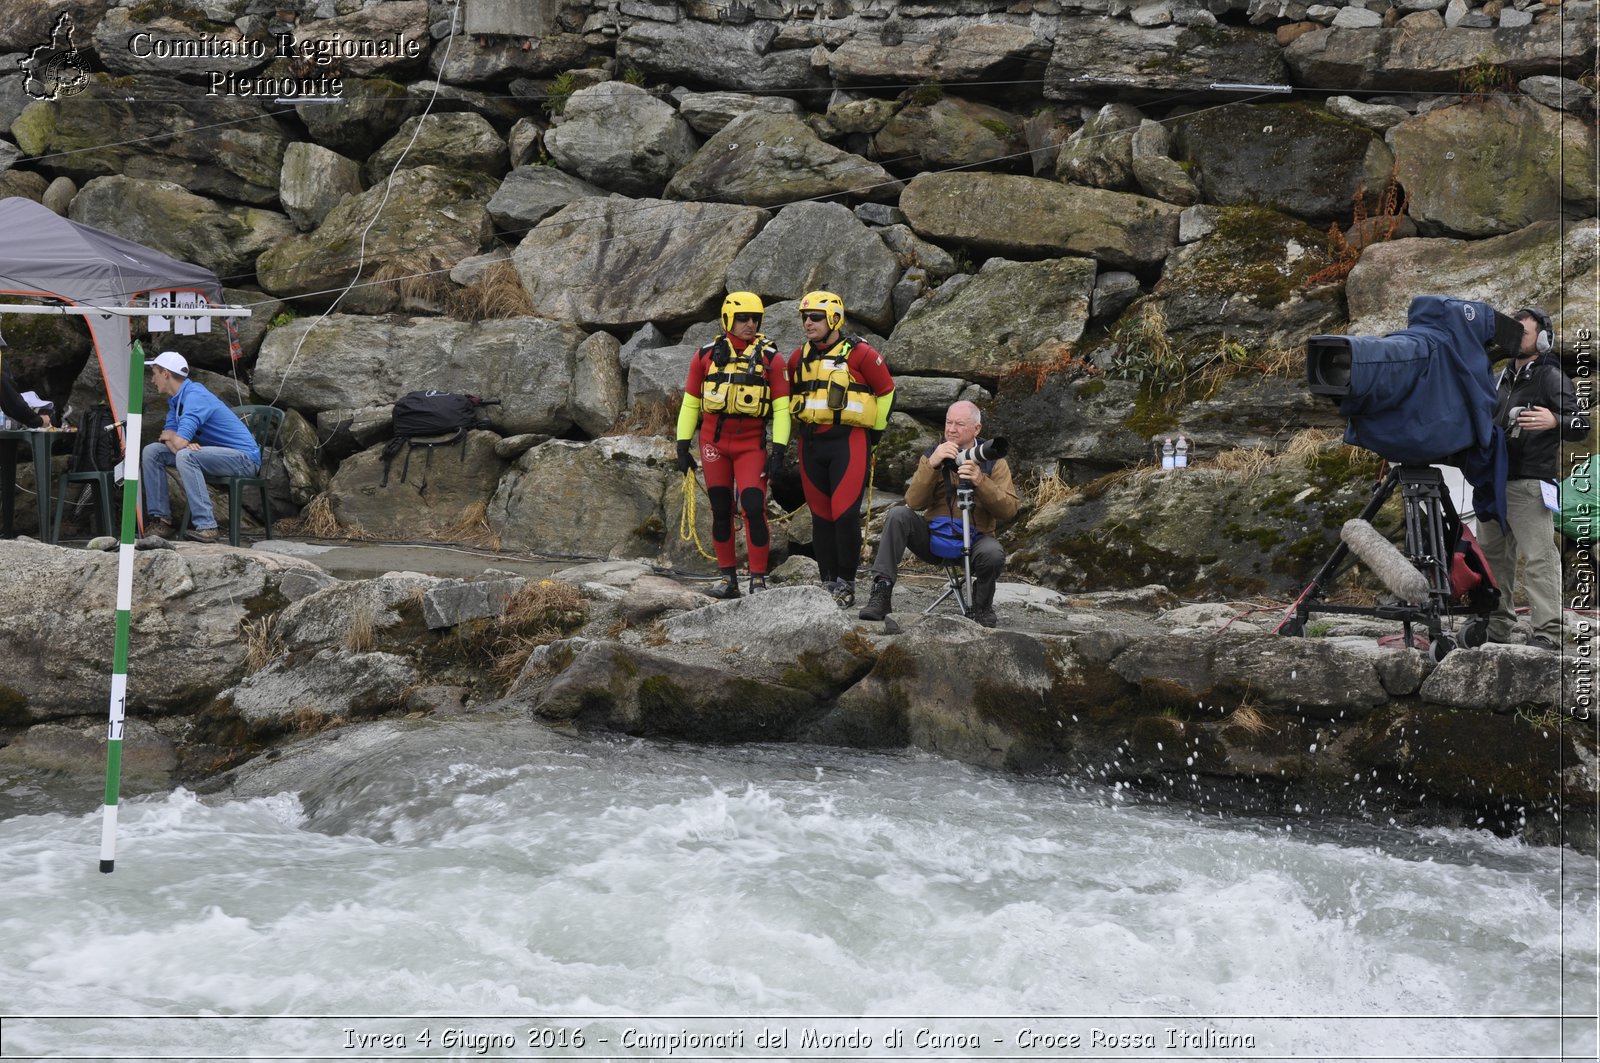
859, 579, 893, 621
832, 579, 856, 608
971, 578, 998, 628
706, 572, 741, 600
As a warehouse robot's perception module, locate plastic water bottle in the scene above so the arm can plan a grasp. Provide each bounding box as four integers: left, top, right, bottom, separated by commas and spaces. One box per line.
1175, 435, 1189, 468
1161, 438, 1175, 469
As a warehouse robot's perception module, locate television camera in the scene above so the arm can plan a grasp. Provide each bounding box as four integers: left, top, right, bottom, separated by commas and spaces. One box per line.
1279, 295, 1523, 658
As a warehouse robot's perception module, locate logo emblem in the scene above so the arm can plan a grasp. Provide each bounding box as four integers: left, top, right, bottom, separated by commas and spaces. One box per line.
22, 12, 90, 101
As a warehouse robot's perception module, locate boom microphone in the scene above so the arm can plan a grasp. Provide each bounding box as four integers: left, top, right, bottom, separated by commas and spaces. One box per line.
1341, 519, 1430, 605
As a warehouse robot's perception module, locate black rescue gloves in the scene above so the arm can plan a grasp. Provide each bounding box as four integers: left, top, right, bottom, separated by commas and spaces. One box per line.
766, 443, 785, 482
676, 438, 696, 474
867, 427, 884, 450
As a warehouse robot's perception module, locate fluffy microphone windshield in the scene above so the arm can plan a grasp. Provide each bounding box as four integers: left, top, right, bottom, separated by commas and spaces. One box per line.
1341, 519, 1431, 605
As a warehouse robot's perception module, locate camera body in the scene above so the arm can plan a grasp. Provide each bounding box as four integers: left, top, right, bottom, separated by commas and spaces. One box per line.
1306, 295, 1519, 465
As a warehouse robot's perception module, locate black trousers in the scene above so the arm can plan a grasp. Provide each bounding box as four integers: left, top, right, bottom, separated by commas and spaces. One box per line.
870, 505, 1004, 586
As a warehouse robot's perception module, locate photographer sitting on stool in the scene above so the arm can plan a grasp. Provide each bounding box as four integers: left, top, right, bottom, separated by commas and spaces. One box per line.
859, 400, 1017, 627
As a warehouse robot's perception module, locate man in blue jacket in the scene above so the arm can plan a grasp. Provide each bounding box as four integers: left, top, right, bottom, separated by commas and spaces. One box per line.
141, 351, 260, 543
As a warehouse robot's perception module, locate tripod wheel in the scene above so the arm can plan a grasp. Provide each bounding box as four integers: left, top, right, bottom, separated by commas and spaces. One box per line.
1460, 618, 1490, 649
1429, 634, 1456, 662
1276, 617, 1305, 638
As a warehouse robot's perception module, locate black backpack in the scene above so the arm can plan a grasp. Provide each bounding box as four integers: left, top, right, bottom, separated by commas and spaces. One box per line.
380, 390, 494, 488
71, 404, 121, 474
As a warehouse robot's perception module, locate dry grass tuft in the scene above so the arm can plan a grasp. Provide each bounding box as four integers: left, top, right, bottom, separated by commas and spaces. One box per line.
1225, 701, 1274, 736
344, 607, 377, 653
243, 616, 284, 673
608, 396, 680, 438
442, 501, 501, 550
291, 705, 333, 734
450, 260, 537, 321
279, 493, 371, 541
486, 580, 589, 686
1206, 446, 1276, 481
372, 259, 455, 313
1027, 464, 1077, 509
1283, 428, 1344, 465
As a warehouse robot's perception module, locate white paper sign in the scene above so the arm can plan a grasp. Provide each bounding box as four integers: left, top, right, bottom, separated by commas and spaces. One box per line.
174, 291, 197, 336
148, 291, 172, 332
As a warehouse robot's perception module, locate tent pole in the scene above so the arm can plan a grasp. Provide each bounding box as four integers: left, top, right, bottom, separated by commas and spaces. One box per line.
99, 339, 147, 874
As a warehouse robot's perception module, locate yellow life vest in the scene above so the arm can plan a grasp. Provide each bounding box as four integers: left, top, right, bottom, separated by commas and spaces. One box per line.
792, 336, 877, 428
700, 335, 777, 418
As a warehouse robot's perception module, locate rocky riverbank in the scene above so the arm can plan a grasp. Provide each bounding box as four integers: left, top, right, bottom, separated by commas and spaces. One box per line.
0, 538, 1592, 850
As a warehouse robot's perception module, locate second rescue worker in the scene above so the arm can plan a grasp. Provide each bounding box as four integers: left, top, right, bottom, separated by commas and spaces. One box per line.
787, 290, 895, 607
676, 292, 790, 598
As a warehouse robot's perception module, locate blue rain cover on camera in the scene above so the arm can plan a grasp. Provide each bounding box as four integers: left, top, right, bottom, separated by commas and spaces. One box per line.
1329, 295, 1509, 526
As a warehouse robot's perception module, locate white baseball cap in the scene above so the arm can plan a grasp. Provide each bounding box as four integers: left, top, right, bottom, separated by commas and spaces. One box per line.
149, 351, 189, 377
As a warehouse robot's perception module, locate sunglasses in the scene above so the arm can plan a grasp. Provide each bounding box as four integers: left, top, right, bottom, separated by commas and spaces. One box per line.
800, 312, 829, 323
732, 313, 761, 323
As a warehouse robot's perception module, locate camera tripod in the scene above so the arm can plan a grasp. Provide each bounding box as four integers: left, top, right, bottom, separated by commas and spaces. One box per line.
924, 467, 976, 618
1276, 464, 1498, 660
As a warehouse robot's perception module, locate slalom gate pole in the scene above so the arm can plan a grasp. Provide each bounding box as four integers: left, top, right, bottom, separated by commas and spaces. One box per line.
99, 339, 147, 873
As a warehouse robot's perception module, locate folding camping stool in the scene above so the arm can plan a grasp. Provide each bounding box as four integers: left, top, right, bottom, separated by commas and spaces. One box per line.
924, 563, 971, 618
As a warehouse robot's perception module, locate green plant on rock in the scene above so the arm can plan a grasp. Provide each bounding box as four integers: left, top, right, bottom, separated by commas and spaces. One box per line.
622, 66, 646, 87
267, 309, 301, 329
1458, 54, 1515, 98
910, 80, 944, 106
1108, 301, 1185, 388
543, 71, 577, 116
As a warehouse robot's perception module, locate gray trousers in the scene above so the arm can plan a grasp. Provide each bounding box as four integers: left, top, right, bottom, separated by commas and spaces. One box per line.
1477, 477, 1564, 642
870, 505, 1004, 586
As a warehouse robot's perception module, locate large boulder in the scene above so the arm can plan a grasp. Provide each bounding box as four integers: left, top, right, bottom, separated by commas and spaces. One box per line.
813, 616, 1069, 767
485, 165, 606, 233
1145, 206, 1343, 354
650, 586, 870, 693
1283, 19, 1590, 92
488, 437, 678, 560
1345, 219, 1597, 349
293, 0, 431, 78
828, 21, 1047, 84
1171, 102, 1394, 221
0, 539, 331, 721
292, 78, 420, 159
665, 111, 901, 206
525, 638, 820, 740
899, 172, 1180, 271
871, 95, 1026, 175
226, 650, 421, 735
432, 34, 588, 84
94, 6, 263, 76
1130, 119, 1201, 205
328, 430, 507, 539
512, 197, 769, 329
255, 315, 590, 435
616, 18, 823, 93
724, 203, 902, 333
1056, 103, 1145, 191
1419, 644, 1571, 713
365, 112, 508, 184
543, 82, 699, 198
68, 176, 294, 281
279, 142, 362, 232
677, 91, 804, 136
887, 256, 1097, 381
255, 165, 497, 313
568, 330, 626, 438
1010, 455, 1374, 598
1045, 20, 1287, 101
11, 75, 292, 205
1387, 96, 1592, 238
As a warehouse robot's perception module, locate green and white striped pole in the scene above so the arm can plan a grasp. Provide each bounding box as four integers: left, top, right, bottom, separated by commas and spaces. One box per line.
100, 338, 147, 874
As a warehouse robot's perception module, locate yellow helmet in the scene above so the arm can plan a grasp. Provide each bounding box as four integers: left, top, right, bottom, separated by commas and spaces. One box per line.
798, 290, 845, 332
720, 291, 765, 332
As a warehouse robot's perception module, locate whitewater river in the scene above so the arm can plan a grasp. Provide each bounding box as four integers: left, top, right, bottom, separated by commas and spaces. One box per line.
1, 717, 1595, 1062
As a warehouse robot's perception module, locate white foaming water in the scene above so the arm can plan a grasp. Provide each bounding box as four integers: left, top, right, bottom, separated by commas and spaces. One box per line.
1, 719, 1595, 1062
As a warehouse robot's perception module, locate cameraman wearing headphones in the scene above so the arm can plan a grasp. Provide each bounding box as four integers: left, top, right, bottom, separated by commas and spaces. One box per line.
1479, 307, 1590, 652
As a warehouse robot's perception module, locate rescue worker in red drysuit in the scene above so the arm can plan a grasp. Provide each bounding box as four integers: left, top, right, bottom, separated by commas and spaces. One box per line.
675, 292, 791, 599
786, 290, 895, 608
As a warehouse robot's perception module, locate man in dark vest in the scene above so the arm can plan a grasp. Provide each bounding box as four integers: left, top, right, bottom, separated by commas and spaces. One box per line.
859, 400, 1018, 627
1479, 307, 1590, 651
